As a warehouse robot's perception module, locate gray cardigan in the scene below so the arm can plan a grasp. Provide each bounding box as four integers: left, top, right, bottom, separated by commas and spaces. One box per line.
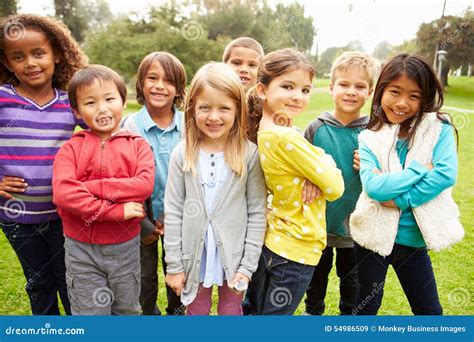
164, 141, 267, 305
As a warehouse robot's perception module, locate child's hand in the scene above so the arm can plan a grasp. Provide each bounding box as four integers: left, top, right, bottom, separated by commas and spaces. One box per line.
124, 202, 145, 220
424, 163, 433, 170
353, 150, 360, 171
228, 272, 250, 293
166, 272, 186, 296
0, 176, 28, 199
141, 227, 160, 245
381, 200, 398, 208
302, 179, 321, 204
155, 219, 165, 236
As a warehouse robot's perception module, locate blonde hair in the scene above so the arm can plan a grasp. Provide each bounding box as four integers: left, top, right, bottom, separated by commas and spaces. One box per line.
184, 62, 248, 177
222, 37, 264, 63
330, 51, 378, 89
247, 48, 315, 144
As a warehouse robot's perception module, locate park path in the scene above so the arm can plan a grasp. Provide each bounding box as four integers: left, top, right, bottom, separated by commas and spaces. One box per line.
444, 106, 474, 114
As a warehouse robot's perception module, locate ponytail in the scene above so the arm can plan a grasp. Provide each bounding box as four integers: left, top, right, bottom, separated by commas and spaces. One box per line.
246, 86, 263, 144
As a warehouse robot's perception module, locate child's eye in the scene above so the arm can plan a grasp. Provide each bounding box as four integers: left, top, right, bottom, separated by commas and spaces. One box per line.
302, 88, 311, 94
389, 90, 399, 96
106, 97, 115, 102
85, 101, 95, 106
231, 60, 241, 66
198, 105, 209, 112
356, 85, 367, 89
282, 85, 293, 90
147, 76, 157, 81
249, 63, 258, 68
12, 55, 23, 62
34, 51, 45, 58
410, 95, 421, 100
220, 106, 231, 111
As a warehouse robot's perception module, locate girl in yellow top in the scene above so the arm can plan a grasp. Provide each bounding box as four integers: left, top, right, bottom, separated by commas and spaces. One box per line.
243, 48, 344, 315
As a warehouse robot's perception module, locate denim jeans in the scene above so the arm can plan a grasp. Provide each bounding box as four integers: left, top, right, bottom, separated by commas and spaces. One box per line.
243, 245, 315, 315
354, 243, 442, 315
305, 246, 359, 315
1, 218, 71, 315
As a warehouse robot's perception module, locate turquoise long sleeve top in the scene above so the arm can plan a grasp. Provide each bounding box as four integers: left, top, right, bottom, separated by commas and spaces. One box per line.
359, 122, 458, 247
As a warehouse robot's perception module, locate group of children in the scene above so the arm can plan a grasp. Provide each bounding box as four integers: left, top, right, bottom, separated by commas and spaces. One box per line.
0, 14, 463, 316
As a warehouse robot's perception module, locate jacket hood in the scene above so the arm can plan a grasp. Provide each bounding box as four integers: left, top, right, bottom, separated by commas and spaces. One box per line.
319, 111, 369, 128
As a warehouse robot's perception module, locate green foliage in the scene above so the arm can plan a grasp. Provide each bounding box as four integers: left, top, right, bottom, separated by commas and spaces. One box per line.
416, 10, 474, 70
0, 0, 17, 17
84, 0, 316, 83
54, 0, 88, 42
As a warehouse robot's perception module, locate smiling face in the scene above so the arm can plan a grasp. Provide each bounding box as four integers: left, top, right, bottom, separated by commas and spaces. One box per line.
142, 61, 177, 115
226, 46, 261, 92
330, 66, 372, 118
73, 79, 124, 141
258, 68, 312, 118
3, 29, 59, 96
381, 74, 422, 125
194, 85, 237, 150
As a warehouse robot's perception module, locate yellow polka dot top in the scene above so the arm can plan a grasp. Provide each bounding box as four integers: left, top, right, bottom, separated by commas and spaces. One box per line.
258, 126, 344, 265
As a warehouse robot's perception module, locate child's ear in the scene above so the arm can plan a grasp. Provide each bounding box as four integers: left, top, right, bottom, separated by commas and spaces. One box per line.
256, 83, 266, 101
72, 108, 82, 120
329, 82, 334, 94
1, 58, 12, 72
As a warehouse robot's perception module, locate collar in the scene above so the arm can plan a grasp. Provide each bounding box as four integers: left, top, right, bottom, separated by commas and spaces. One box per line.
319, 111, 369, 128
140, 106, 183, 133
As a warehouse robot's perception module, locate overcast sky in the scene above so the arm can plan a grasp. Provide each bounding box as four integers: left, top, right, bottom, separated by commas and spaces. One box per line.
17, 0, 473, 53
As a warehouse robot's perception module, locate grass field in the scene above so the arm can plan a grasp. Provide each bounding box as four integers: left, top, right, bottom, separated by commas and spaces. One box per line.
0, 77, 472, 315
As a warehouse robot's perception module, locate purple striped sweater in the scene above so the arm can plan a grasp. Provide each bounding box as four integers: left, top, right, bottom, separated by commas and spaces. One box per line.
0, 83, 82, 224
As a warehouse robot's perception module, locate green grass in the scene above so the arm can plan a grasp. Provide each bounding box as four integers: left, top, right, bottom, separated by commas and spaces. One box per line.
0, 77, 472, 315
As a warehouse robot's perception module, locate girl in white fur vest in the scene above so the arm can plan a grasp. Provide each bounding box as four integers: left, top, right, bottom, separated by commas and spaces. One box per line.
349, 54, 463, 315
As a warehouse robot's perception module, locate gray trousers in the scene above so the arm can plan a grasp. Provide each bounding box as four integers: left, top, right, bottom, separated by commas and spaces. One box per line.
64, 235, 141, 315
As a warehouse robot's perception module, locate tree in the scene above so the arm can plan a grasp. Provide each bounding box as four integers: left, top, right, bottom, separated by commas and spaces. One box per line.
0, 0, 17, 17
416, 10, 474, 77
389, 39, 417, 58
318, 46, 343, 76
373, 41, 393, 61
54, 0, 88, 43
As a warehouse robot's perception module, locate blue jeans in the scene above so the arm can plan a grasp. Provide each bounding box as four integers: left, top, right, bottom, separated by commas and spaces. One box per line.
243, 245, 314, 315
305, 246, 359, 315
354, 243, 442, 315
1, 219, 71, 315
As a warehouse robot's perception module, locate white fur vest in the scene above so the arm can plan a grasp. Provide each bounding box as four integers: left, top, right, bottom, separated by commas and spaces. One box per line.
350, 112, 464, 256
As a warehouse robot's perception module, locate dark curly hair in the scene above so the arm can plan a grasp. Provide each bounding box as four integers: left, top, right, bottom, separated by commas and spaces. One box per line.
0, 14, 88, 90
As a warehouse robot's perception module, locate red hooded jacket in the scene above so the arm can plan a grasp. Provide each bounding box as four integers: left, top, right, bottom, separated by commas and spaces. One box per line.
53, 130, 155, 244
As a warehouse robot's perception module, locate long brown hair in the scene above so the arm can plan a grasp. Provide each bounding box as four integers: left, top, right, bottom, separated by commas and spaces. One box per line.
184, 62, 248, 177
247, 48, 315, 143
368, 54, 455, 146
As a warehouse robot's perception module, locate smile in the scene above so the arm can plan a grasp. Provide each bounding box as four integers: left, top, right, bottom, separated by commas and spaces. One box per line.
27, 71, 42, 78
393, 110, 407, 116
96, 116, 113, 126
150, 93, 168, 98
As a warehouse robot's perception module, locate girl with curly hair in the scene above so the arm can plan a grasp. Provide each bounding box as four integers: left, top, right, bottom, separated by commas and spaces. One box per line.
0, 14, 87, 315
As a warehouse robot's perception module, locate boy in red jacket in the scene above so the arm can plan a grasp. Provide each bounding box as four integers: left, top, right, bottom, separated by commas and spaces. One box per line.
53, 65, 155, 315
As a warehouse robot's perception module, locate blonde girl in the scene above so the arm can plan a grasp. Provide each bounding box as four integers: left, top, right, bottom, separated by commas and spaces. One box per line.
164, 62, 267, 315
